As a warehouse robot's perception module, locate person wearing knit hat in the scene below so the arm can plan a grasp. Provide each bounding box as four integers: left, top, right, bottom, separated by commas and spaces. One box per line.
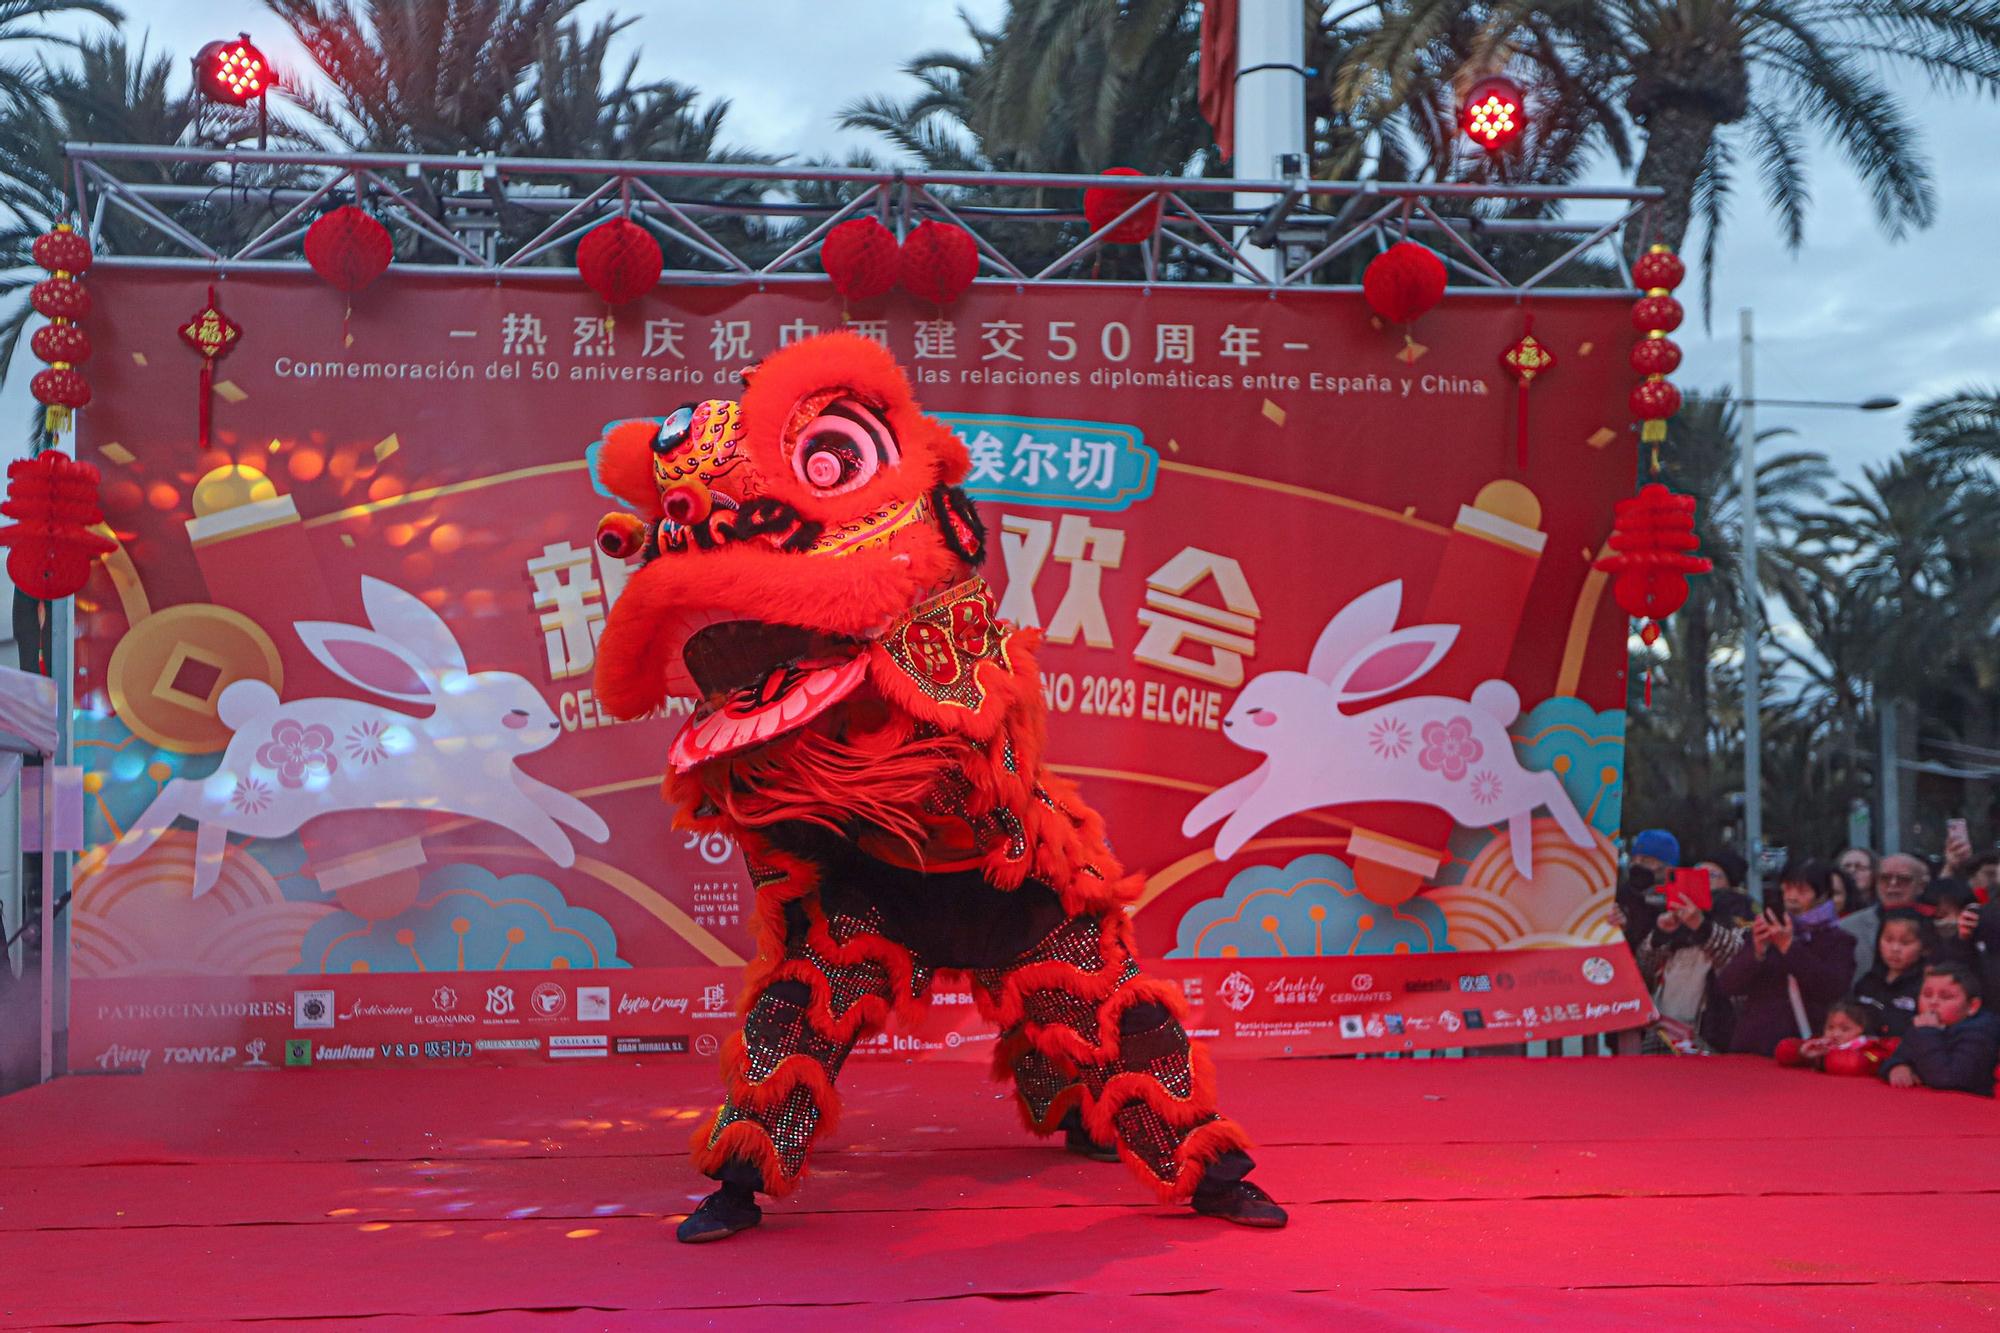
1631, 828, 1680, 874
1611, 828, 1684, 949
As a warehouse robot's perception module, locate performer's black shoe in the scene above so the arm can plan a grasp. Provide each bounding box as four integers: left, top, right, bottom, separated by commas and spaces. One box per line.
1191, 1177, 1289, 1229
675, 1182, 762, 1243
1058, 1106, 1120, 1162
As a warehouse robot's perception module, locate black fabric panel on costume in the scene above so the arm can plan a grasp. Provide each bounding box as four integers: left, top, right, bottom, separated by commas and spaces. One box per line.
761, 820, 1067, 968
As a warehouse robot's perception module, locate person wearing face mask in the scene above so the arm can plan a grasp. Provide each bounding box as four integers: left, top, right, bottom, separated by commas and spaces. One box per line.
1881, 962, 2000, 1096
1716, 859, 1857, 1057
1843, 853, 1929, 984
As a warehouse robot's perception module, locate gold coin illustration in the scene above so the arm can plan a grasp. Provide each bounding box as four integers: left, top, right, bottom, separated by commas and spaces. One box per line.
106, 603, 283, 754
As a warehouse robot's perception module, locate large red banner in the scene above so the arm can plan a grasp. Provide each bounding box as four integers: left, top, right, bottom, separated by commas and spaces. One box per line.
68, 270, 1648, 1075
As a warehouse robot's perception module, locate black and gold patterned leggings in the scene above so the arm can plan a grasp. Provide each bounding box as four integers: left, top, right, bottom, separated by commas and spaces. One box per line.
690, 900, 1253, 1201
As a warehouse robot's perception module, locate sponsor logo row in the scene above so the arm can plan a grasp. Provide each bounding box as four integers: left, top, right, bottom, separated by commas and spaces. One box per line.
287, 984, 738, 1031
1207, 959, 1619, 1013
91, 1031, 720, 1072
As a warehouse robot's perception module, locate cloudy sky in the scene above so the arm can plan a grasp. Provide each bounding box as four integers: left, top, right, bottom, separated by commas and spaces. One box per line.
18, 0, 2000, 480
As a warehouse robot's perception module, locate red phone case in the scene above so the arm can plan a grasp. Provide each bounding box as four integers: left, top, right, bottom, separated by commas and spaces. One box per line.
1668, 868, 1712, 911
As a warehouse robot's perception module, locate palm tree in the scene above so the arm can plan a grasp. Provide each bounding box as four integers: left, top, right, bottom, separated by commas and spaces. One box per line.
0, 0, 121, 102
847, 0, 1215, 177
840, 3, 1217, 280
1333, 2, 2000, 267
1622, 392, 1832, 842
499, 15, 774, 264
1909, 388, 2000, 467
266, 0, 588, 152
0, 35, 285, 379
1798, 442, 2000, 846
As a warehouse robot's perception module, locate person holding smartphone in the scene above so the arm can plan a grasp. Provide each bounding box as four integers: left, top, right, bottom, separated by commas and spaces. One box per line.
1716, 858, 1857, 1056
1633, 867, 1746, 1054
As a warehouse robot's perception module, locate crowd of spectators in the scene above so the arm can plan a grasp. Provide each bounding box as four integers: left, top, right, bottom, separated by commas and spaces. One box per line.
1611, 828, 2000, 1096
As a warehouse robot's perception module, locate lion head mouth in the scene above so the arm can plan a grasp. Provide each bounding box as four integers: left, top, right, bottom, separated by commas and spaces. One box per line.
680, 620, 861, 699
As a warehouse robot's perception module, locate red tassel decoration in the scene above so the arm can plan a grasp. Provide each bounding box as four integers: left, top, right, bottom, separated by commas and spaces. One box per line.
179, 286, 242, 452
1500, 312, 1556, 471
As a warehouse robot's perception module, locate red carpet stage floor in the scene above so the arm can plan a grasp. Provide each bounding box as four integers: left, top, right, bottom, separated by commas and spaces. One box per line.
2, 1055, 1997, 1330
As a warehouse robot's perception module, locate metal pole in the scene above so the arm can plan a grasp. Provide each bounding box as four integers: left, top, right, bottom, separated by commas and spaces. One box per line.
1739, 308, 1764, 903
1880, 696, 1902, 854
1232, 0, 1306, 281
49, 580, 72, 1080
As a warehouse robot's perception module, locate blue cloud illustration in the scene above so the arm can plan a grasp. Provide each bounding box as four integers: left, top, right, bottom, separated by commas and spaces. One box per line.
75, 710, 221, 852
1510, 695, 1624, 836
1168, 853, 1453, 959
295, 863, 629, 974
1433, 823, 1499, 888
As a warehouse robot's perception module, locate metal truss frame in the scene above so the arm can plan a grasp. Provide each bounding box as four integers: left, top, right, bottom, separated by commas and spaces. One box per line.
66, 144, 1663, 296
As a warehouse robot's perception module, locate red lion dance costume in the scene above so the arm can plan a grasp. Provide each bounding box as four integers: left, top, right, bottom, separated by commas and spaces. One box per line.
588, 332, 1283, 1241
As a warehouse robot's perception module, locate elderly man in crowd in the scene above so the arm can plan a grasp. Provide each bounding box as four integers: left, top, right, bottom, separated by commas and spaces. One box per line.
1844, 853, 1930, 982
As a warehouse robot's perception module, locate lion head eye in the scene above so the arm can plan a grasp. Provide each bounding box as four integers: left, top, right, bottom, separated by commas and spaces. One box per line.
793, 398, 897, 495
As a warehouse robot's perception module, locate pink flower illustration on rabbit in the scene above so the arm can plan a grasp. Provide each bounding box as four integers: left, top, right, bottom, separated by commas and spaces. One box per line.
256, 719, 339, 788
1470, 769, 1503, 806
1417, 717, 1482, 782
344, 719, 387, 765
1368, 716, 1410, 759
229, 775, 272, 815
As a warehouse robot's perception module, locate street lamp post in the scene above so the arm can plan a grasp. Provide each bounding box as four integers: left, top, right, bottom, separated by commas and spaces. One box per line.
1740, 310, 1761, 903
1723, 309, 1897, 905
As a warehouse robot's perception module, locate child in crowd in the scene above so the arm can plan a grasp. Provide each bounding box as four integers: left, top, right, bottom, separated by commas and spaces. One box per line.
1850, 908, 1930, 1038
1924, 879, 1977, 951
1775, 999, 1897, 1076
1880, 962, 2000, 1096
1716, 858, 1856, 1056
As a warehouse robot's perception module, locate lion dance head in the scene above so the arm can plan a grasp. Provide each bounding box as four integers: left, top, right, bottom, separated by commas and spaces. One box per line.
588, 332, 1014, 834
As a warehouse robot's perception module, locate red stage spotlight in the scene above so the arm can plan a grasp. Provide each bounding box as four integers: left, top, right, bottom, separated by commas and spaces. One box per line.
1461, 76, 1526, 151
194, 34, 268, 106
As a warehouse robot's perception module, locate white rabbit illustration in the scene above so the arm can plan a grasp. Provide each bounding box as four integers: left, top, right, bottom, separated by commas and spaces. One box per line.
1182, 580, 1591, 877
108, 577, 609, 895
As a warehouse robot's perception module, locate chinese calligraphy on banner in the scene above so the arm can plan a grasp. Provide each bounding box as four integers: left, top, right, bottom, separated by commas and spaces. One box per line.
68, 271, 1648, 1072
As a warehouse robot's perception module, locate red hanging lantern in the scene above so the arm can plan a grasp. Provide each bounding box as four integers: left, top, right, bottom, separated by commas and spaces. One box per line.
1594, 483, 1712, 706
179, 286, 243, 453
1083, 167, 1163, 244
30, 277, 90, 321
1364, 241, 1447, 324
820, 217, 900, 301
0, 452, 117, 601
1363, 240, 1447, 360
304, 205, 391, 346
31, 367, 90, 411
304, 205, 393, 292
576, 217, 663, 308
898, 220, 979, 306
27, 223, 93, 435
32, 225, 92, 275
1631, 249, 1686, 292
30, 324, 90, 365
1630, 377, 1682, 427
1630, 244, 1686, 453
1499, 314, 1556, 471
1631, 294, 1684, 334
1629, 336, 1681, 377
